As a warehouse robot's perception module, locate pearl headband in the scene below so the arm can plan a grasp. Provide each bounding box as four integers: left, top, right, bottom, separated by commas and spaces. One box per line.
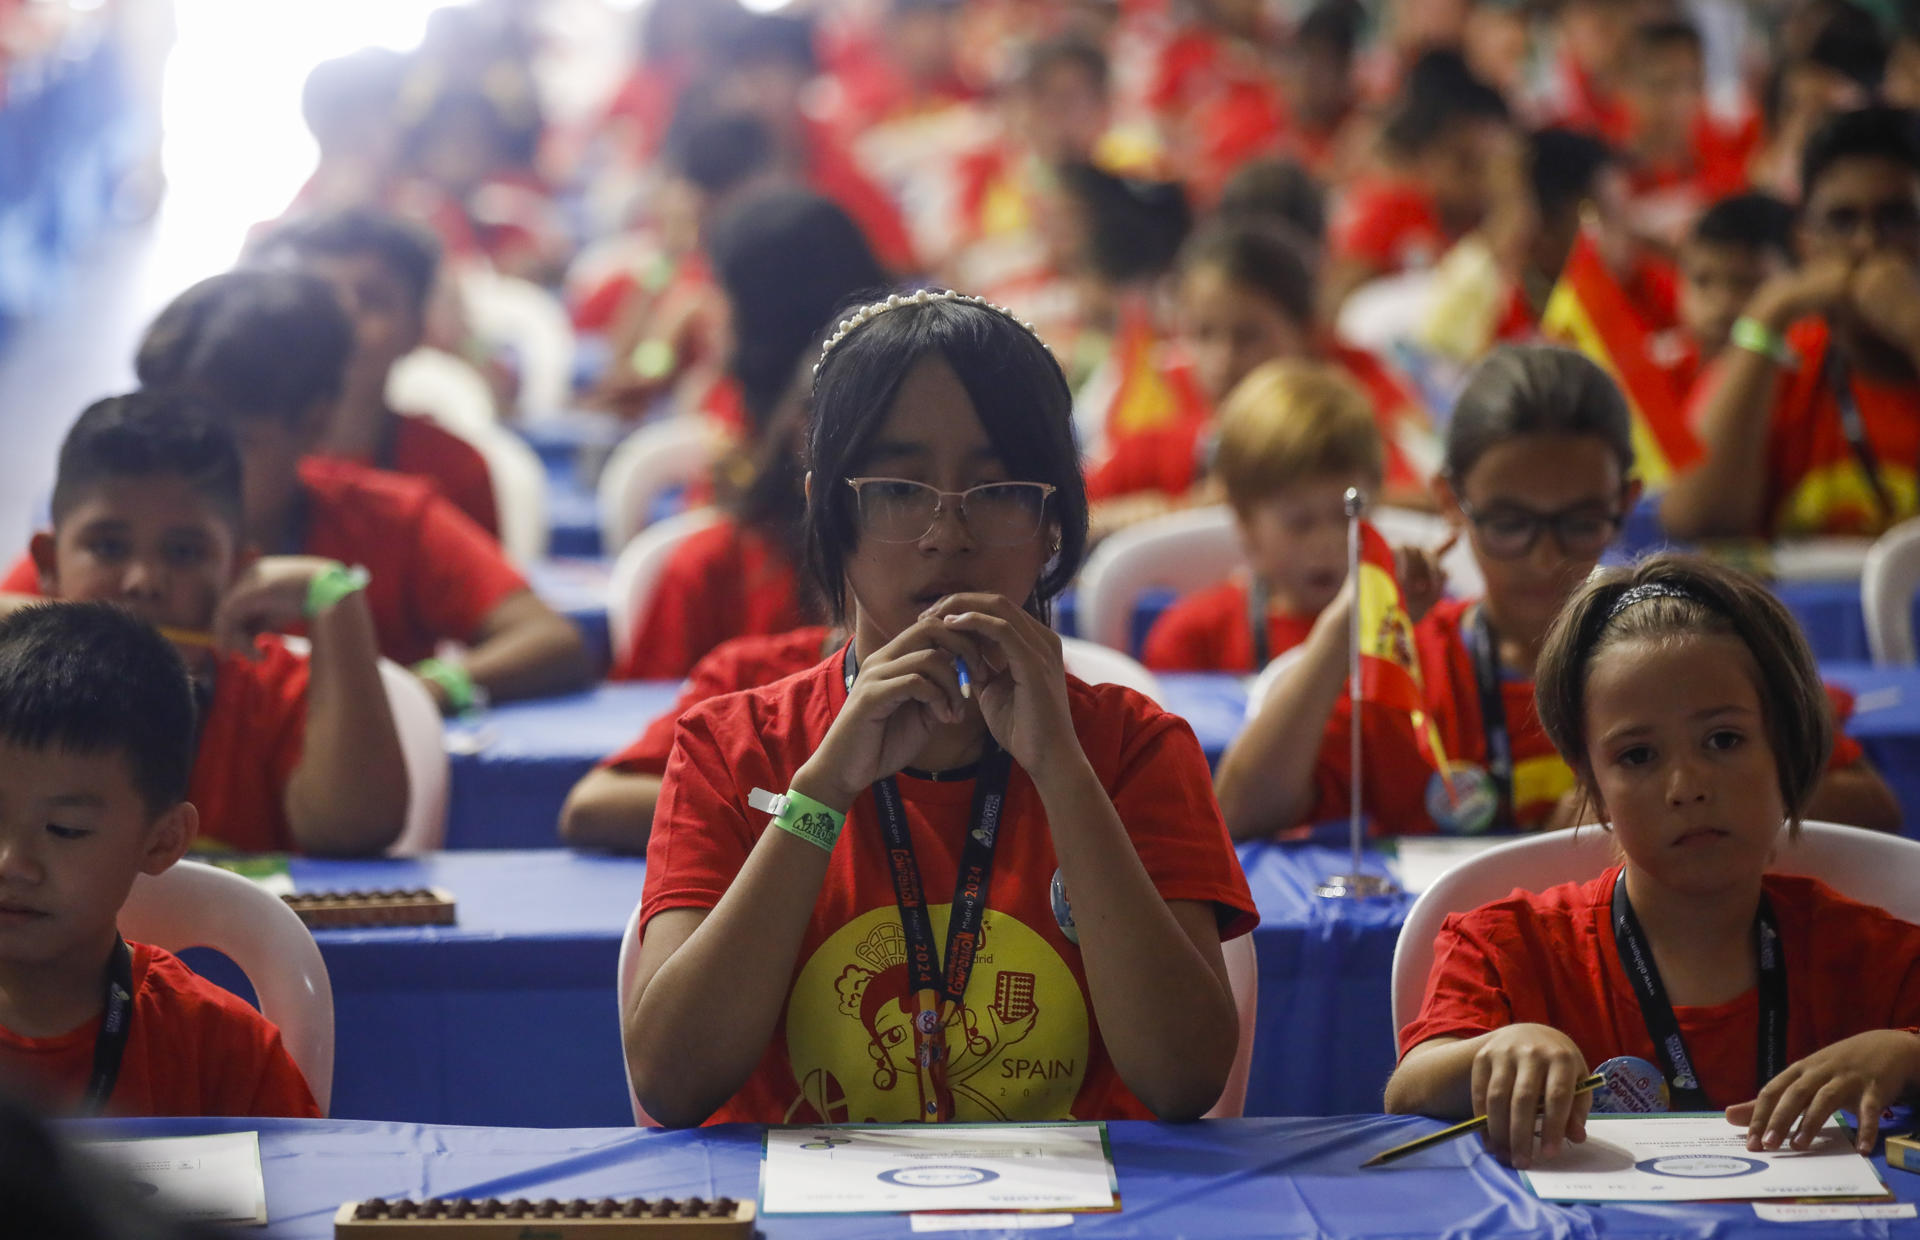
813, 288, 1050, 376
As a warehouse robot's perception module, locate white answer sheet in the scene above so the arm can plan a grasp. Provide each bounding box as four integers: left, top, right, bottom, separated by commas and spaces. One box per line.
78, 1131, 269, 1224
1522, 1115, 1889, 1204
762, 1123, 1118, 1216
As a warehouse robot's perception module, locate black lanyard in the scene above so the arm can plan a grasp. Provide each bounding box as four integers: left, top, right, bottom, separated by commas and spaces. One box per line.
1610, 870, 1786, 1111
1247, 576, 1271, 673
1824, 349, 1896, 524
81, 936, 135, 1115
1462, 606, 1516, 832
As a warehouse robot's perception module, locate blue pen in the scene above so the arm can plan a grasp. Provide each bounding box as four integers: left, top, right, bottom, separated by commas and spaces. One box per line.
956, 656, 972, 699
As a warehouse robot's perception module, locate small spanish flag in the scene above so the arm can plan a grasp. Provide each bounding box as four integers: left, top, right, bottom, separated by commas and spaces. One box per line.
1541, 229, 1702, 489
1355, 522, 1453, 795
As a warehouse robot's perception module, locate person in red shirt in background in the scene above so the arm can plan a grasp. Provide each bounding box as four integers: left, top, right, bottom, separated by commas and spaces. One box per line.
1142, 0, 1272, 127
1537, 0, 1656, 141
0, 604, 321, 1117
252, 209, 499, 538
625, 292, 1254, 1128
1141, 361, 1384, 673
817, 0, 979, 143
1387, 556, 1920, 1168
1216, 344, 1896, 840
1, 394, 406, 856
281, 48, 407, 220
615, 190, 885, 681
1749, 3, 1882, 199
0, 271, 590, 711
1322, 50, 1518, 321
1654, 192, 1795, 407
1665, 107, 1920, 540
562, 626, 838, 853
1615, 19, 1758, 248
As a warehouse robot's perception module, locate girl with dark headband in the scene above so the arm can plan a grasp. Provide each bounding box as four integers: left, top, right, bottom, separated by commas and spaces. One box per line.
1387, 553, 1920, 1168
623, 291, 1256, 1128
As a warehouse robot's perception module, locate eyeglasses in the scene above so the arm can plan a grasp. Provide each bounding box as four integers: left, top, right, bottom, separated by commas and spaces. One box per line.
1806, 201, 1920, 247
1456, 497, 1623, 560
845, 477, 1055, 546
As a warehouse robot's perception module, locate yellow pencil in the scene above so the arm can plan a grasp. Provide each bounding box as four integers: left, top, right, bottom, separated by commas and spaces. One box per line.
157, 626, 217, 649
1362, 1073, 1609, 1168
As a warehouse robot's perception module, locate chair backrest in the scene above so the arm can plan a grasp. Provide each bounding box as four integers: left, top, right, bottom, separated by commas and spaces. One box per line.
1205, 933, 1259, 1119
1772, 537, 1873, 584
616, 897, 660, 1126
1076, 506, 1243, 654
1060, 637, 1166, 706
1864, 518, 1920, 665
597, 418, 724, 555
462, 270, 578, 419
1389, 821, 1920, 1035
607, 507, 726, 668
119, 860, 335, 1113
386, 347, 497, 437
278, 637, 447, 856
460, 423, 552, 566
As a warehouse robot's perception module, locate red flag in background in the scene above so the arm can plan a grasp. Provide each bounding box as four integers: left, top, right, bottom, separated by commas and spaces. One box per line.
1541, 229, 1702, 489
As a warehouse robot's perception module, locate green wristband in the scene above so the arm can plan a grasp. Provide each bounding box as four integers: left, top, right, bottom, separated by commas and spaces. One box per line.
413, 656, 485, 715
1730, 316, 1794, 365
750, 786, 846, 852
304, 563, 370, 619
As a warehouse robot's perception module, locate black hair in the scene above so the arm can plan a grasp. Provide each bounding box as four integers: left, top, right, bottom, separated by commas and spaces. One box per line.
252, 208, 442, 318
1633, 18, 1703, 57
806, 296, 1088, 624
1536, 553, 1831, 831
1296, 0, 1365, 62
1177, 218, 1317, 328
50, 392, 244, 532
300, 48, 406, 146
1018, 33, 1109, 94
1801, 106, 1920, 201
1381, 49, 1510, 159
1529, 127, 1616, 223
1805, 1, 1888, 92
401, 86, 536, 170
707, 189, 888, 428
1057, 163, 1192, 284
1444, 345, 1634, 482
0, 603, 197, 817
717, 13, 817, 74
661, 85, 774, 195
135, 269, 354, 428
1215, 157, 1327, 245
1691, 191, 1796, 262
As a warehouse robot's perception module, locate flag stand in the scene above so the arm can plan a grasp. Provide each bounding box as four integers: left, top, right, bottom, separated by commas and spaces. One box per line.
1316, 487, 1399, 901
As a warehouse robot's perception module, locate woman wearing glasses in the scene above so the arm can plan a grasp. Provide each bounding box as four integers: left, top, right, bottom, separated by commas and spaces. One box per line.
624, 291, 1257, 1128
1217, 344, 1897, 840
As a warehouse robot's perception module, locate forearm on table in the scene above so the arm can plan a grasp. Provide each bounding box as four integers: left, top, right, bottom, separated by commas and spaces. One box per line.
626, 827, 833, 1126
463, 591, 593, 702
287, 593, 409, 855
558, 768, 662, 851
1214, 617, 1348, 839
1383, 1034, 1479, 1117
1036, 756, 1238, 1121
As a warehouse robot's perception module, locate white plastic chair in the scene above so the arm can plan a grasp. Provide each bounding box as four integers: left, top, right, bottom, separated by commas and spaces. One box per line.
451, 422, 551, 566
1389, 821, 1920, 1033
1076, 506, 1243, 655
1863, 518, 1920, 665
1206, 933, 1260, 1119
607, 507, 726, 669
1060, 636, 1166, 706
597, 417, 725, 556
387, 347, 498, 437
616, 897, 661, 1127
119, 859, 335, 1113
278, 637, 447, 856
462, 269, 578, 419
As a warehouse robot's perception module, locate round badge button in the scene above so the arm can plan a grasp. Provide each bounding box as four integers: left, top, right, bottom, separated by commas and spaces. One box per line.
1633, 1155, 1767, 1178
1425, 762, 1499, 835
876, 1166, 1001, 1188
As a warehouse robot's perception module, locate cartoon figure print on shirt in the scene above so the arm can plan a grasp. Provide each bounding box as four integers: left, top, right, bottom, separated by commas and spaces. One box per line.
783, 906, 1089, 1123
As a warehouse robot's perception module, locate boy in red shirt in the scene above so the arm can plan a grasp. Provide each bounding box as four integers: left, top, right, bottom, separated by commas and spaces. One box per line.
1665, 107, 1920, 540
1, 393, 407, 855
1142, 361, 1383, 673
562, 626, 837, 853
253, 209, 499, 537
0, 602, 321, 1116
1615, 19, 1757, 246
1657, 192, 1795, 406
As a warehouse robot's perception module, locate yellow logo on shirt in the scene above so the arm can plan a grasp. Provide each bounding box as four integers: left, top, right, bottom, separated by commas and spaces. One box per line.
1775, 459, 1919, 537
783, 905, 1089, 1123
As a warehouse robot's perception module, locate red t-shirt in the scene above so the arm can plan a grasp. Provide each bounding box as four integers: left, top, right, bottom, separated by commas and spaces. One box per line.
0, 941, 321, 1118
380, 414, 500, 540
1329, 179, 1451, 276
190, 638, 310, 854
639, 652, 1258, 1124
1399, 866, 1920, 1109
1754, 320, 1920, 537
602, 626, 834, 776
1141, 577, 1317, 673
614, 519, 812, 682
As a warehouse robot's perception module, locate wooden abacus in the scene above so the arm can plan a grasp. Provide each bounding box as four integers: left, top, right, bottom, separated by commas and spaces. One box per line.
333, 1196, 754, 1238
283, 888, 457, 929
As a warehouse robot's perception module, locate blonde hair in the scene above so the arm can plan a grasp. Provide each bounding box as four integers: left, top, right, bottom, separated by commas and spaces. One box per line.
1212, 360, 1384, 511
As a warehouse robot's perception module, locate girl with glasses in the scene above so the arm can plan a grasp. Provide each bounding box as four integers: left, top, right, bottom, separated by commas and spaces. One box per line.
624, 291, 1256, 1128
1216, 344, 1896, 840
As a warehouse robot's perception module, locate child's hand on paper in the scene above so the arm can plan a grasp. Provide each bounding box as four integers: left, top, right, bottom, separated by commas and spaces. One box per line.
1728, 1029, 1920, 1154
1472, 1023, 1591, 1169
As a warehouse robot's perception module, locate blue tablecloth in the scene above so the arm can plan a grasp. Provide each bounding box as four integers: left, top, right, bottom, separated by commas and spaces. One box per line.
239, 845, 1403, 1126
66, 1116, 1920, 1239
446, 683, 678, 849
